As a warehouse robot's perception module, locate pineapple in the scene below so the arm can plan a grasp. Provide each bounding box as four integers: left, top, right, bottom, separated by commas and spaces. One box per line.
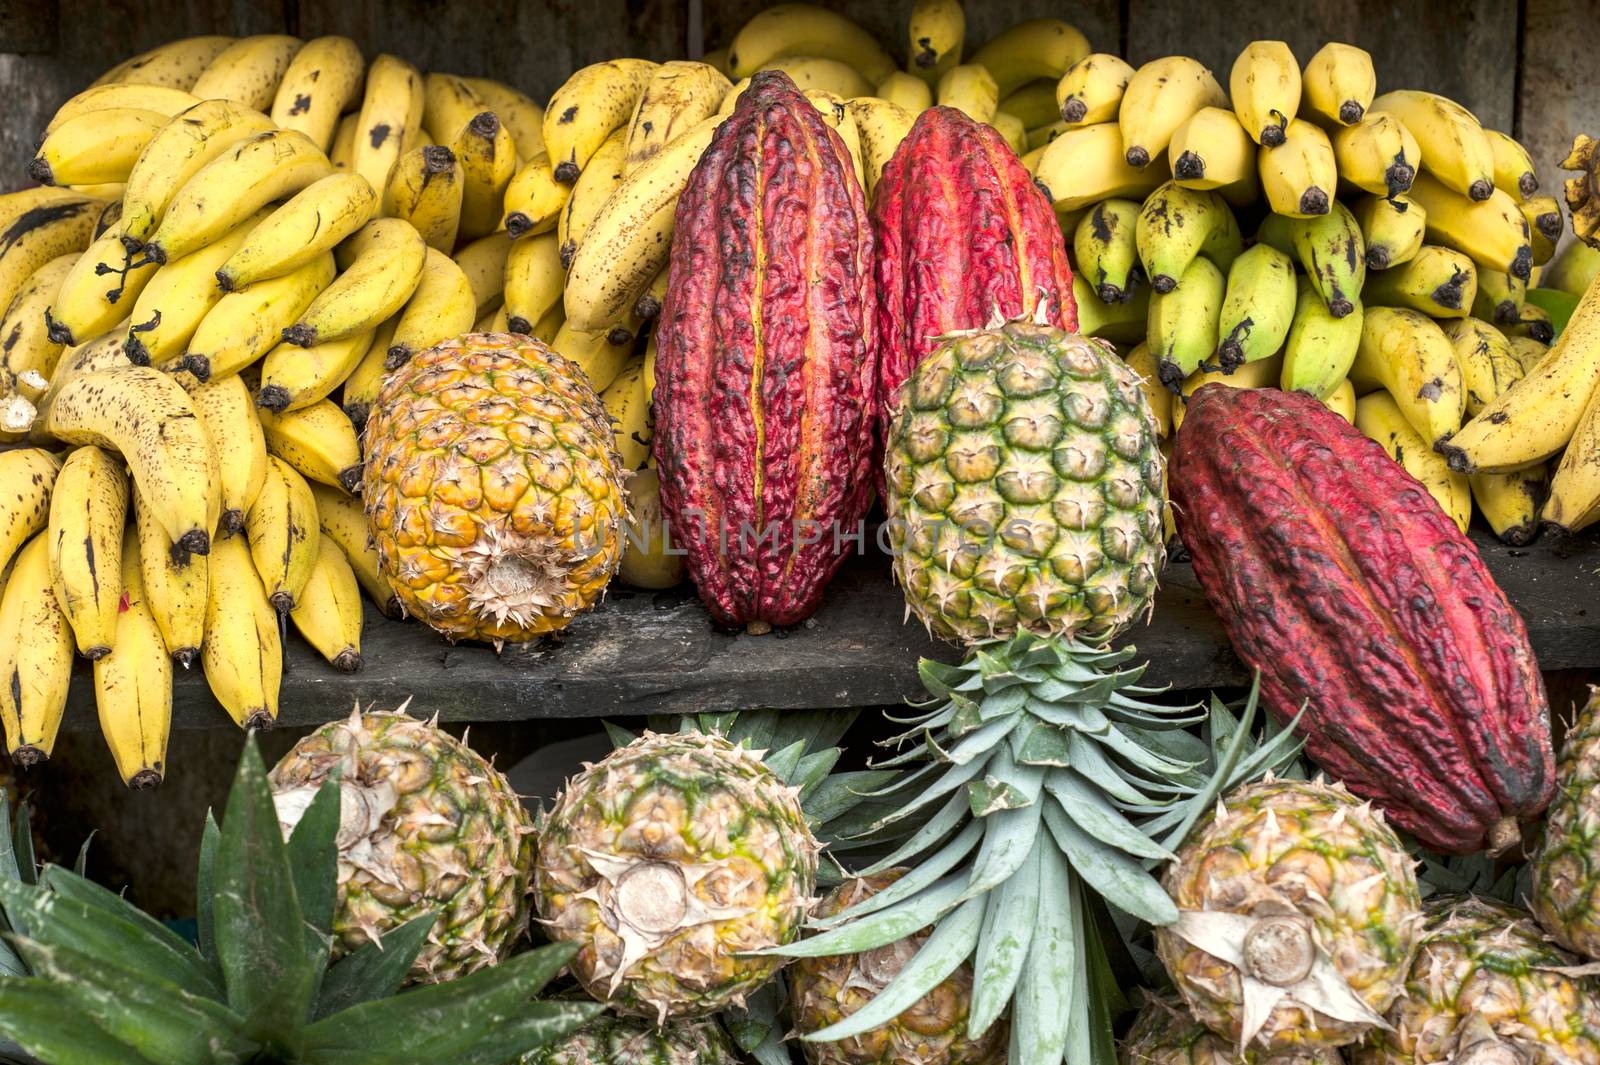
521, 1013, 741, 1064
534, 731, 819, 1022
1355, 895, 1600, 1065
1121, 991, 1343, 1065
362, 332, 627, 647
1531, 687, 1600, 958
1156, 777, 1423, 1056
790, 870, 1007, 1065
268, 705, 534, 983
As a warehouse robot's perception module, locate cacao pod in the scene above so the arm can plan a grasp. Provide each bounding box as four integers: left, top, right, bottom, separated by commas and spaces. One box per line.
653, 71, 876, 632
871, 106, 1076, 441
1170, 384, 1554, 854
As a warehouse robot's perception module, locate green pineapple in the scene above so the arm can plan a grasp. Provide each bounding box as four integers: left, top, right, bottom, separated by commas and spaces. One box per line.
1121, 991, 1343, 1065
521, 1013, 741, 1064
1531, 688, 1600, 958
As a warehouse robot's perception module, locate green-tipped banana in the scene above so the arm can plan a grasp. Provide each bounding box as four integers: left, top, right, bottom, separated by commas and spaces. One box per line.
1279, 276, 1363, 398
1253, 212, 1296, 257
1149, 256, 1224, 389
1072, 274, 1148, 344
1291, 199, 1365, 317
1216, 243, 1297, 369
1352, 192, 1425, 270
1072, 199, 1140, 304
1135, 181, 1241, 293
1362, 244, 1477, 318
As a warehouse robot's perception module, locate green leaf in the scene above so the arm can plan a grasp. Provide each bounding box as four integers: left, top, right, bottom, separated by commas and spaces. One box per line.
1097, 724, 1199, 778
761, 739, 807, 787
857, 790, 969, 877
73, 832, 93, 877
802, 895, 984, 1043
1009, 718, 1072, 767
980, 684, 1026, 720
960, 802, 1042, 903
792, 747, 841, 797
721, 982, 784, 1054
1009, 845, 1075, 1064
10, 804, 34, 888
967, 746, 1045, 816
968, 842, 1040, 1037
1064, 878, 1095, 1065
0, 978, 160, 1065
1042, 800, 1178, 927
1043, 770, 1175, 862
601, 721, 636, 748
1065, 732, 1157, 807
312, 913, 436, 1022
942, 715, 1023, 766
39, 865, 211, 971
196, 811, 221, 967
862, 759, 987, 832
812, 821, 982, 929
287, 781, 343, 936
771, 873, 967, 958
804, 769, 897, 829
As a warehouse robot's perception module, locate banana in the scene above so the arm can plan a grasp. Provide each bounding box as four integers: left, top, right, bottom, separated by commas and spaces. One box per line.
244, 453, 320, 613
190, 35, 302, 110
0, 187, 98, 231
1072, 199, 1141, 304
504, 232, 564, 335
553, 313, 643, 395
1215, 243, 1297, 369
1149, 255, 1225, 389
502, 153, 569, 240
422, 72, 491, 146
1291, 200, 1365, 317
46, 225, 157, 347
1119, 56, 1227, 169
808, 91, 865, 183
119, 99, 276, 249
1324, 377, 1357, 422
384, 145, 463, 252
46, 444, 128, 658
601, 356, 651, 469
1135, 182, 1241, 294
339, 317, 398, 431
1484, 128, 1539, 203
1073, 274, 1149, 343
1471, 465, 1545, 544
95, 36, 233, 91
1405, 169, 1533, 282
289, 532, 363, 672
216, 173, 377, 292
282, 218, 426, 348
1370, 90, 1494, 202
123, 207, 270, 367
1472, 267, 1527, 326
544, 59, 659, 183
1506, 334, 1553, 376
451, 112, 517, 241
35, 330, 131, 430
183, 252, 336, 382
385, 248, 476, 368
1170, 353, 1284, 432
907, 0, 964, 83
143, 129, 333, 266
1355, 390, 1471, 532
1543, 374, 1600, 532
202, 532, 280, 729
1442, 316, 1524, 416
258, 399, 362, 493
1300, 43, 1375, 127
1033, 122, 1168, 211
845, 97, 916, 198
934, 64, 998, 124
45, 85, 199, 134
3, 255, 75, 387
1504, 303, 1555, 345
530, 304, 565, 346
557, 126, 628, 269
989, 111, 1024, 154
1522, 195, 1564, 266
728, 5, 893, 83
29, 108, 166, 187
478, 304, 509, 333
187, 372, 268, 534
268, 36, 364, 151
1229, 41, 1301, 147
969, 18, 1089, 98
996, 81, 1057, 131
1564, 134, 1600, 245
460, 76, 546, 159
0, 450, 60, 577
330, 113, 359, 172
453, 231, 512, 318
1362, 244, 1477, 318
878, 72, 934, 114
1122, 343, 1171, 437
564, 118, 720, 333
1351, 305, 1465, 445
0, 195, 103, 322
310, 482, 400, 617
1169, 106, 1254, 191
351, 54, 425, 196
1259, 118, 1337, 217
93, 524, 172, 787
623, 61, 730, 175
1353, 192, 1426, 271
258, 329, 374, 414
1055, 53, 1133, 126
1331, 112, 1420, 198
0, 535, 73, 765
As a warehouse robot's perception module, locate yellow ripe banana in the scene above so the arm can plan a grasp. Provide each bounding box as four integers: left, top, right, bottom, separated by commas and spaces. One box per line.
122, 207, 271, 367
1353, 192, 1426, 271
383, 145, 463, 253
1350, 305, 1464, 445
352, 54, 425, 197
1073, 273, 1149, 344
422, 72, 491, 147
1290, 199, 1365, 317
143, 130, 333, 266
1473, 267, 1527, 326
633, 265, 670, 322
268, 36, 364, 151
530, 304, 565, 346
1259, 119, 1337, 217
623, 61, 730, 176
3, 254, 75, 388
1149, 256, 1225, 389
258, 399, 362, 494
601, 356, 651, 469
0, 195, 103, 324
283, 218, 425, 348
257, 329, 374, 414
46, 226, 157, 348
183, 252, 336, 382
1405, 170, 1533, 282
451, 112, 517, 241
1355, 389, 1470, 532
1033, 122, 1167, 211
0, 449, 61, 577
460, 76, 546, 159
1324, 377, 1357, 422
758, 56, 874, 99
330, 113, 359, 172
0, 534, 73, 766
385, 248, 476, 368
94, 524, 172, 788
1229, 41, 1301, 147
908, 0, 964, 84
201, 532, 280, 729
558, 125, 629, 269
1170, 353, 1284, 433
544, 59, 659, 183
1168, 106, 1254, 191
1215, 243, 1298, 369
806, 91, 864, 186
504, 232, 564, 335
1363, 244, 1477, 319
1122, 343, 1171, 437
119, 99, 275, 249
95, 36, 233, 91
1300, 42, 1376, 127
1136, 182, 1242, 293
1441, 316, 1524, 416
1484, 128, 1538, 203
564, 118, 720, 333
1542, 374, 1600, 533
846, 97, 916, 198
46, 444, 128, 658
476, 304, 509, 333
0, 187, 98, 233
244, 454, 319, 613
502, 153, 569, 240
29, 108, 166, 188
728, 5, 893, 84
553, 311, 643, 394
1471, 465, 1545, 544
1522, 195, 1564, 266
35, 330, 131, 431
217, 172, 377, 292
970, 18, 1090, 98
310, 481, 400, 617
1055, 53, 1132, 126
995, 82, 1057, 131
452, 231, 512, 318
1331, 112, 1420, 198
290, 532, 363, 672
1505, 334, 1552, 376
934, 64, 998, 124
186, 372, 267, 535
1073, 198, 1140, 304
1371, 90, 1494, 202
45, 85, 199, 134
190, 34, 303, 111
1119, 56, 1227, 169
339, 317, 397, 431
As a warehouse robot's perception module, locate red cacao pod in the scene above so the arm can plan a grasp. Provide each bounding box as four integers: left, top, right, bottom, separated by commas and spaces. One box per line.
1170, 384, 1554, 854
872, 105, 1076, 441
653, 71, 876, 632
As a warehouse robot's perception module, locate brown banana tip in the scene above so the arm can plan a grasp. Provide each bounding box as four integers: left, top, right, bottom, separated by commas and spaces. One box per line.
1338, 100, 1364, 125
1060, 99, 1086, 123
1519, 173, 1539, 199
127, 769, 162, 790
1216, 342, 1244, 370
214, 268, 237, 293
1096, 283, 1125, 304
256, 384, 290, 412
243, 711, 275, 732
269, 593, 294, 614
504, 214, 531, 239
468, 111, 500, 138
1493, 302, 1520, 325
124, 335, 150, 366
606, 326, 633, 346
1173, 152, 1204, 181
1386, 164, 1415, 196
337, 464, 363, 494
506, 316, 532, 335
1328, 298, 1354, 318
332, 649, 363, 673
1528, 321, 1555, 343
559, 243, 577, 270
1503, 522, 1538, 547
1365, 249, 1390, 270
173, 647, 200, 669
1511, 247, 1534, 282
282, 324, 316, 347
1260, 124, 1286, 148
1124, 146, 1150, 169
1298, 188, 1330, 216
344, 403, 369, 432
85, 646, 111, 661
119, 233, 143, 256
221, 509, 245, 536
1157, 360, 1187, 394
177, 529, 211, 557
914, 46, 937, 69
1151, 274, 1177, 295
554, 160, 580, 183
45, 311, 74, 346
634, 294, 662, 320
144, 243, 168, 266
422, 144, 456, 171
1435, 441, 1471, 473
182, 354, 212, 381
25, 158, 53, 185
1467, 179, 1494, 202
1537, 214, 1563, 241
384, 345, 411, 370
11, 745, 46, 769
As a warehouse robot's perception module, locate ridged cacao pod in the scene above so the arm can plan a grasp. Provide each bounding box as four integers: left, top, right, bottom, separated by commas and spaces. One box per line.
653, 71, 876, 632
872, 106, 1076, 441
1170, 385, 1554, 854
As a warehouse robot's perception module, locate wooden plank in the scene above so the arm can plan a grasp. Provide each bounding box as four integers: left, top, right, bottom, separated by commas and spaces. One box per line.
0, 0, 57, 54
1123, 0, 1519, 133
1516, 0, 1599, 251
52, 528, 1600, 731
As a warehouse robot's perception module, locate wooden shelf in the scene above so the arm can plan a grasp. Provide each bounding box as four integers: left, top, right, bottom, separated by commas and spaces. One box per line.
60, 528, 1600, 730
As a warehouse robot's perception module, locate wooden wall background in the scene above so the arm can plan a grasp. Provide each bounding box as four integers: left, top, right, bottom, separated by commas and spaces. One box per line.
0, 0, 1596, 243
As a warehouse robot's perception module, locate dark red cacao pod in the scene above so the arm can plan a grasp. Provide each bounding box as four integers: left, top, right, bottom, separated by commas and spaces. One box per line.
652, 71, 877, 632
1171, 384, 1554, 854
872, 106, 1077, 442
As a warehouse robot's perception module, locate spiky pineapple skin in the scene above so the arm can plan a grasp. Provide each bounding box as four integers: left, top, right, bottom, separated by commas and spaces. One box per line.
268, 709, 533, 983
1532, 689, 1600, 959
1355, 895, 1600, 1065
534, 731, 819, 1021
362, 332, 627, 645
1156, 778, 1422, 1053
1121, 991, 1342, 1065
520, 1013, 741, 1065
883, 322, 1165, 645
790, 870, 1007, 1065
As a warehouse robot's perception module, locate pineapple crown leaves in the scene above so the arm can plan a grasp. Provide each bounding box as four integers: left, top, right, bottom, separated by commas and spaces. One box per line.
0, 736, 602, 1065
763, 635, 1302, 1065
